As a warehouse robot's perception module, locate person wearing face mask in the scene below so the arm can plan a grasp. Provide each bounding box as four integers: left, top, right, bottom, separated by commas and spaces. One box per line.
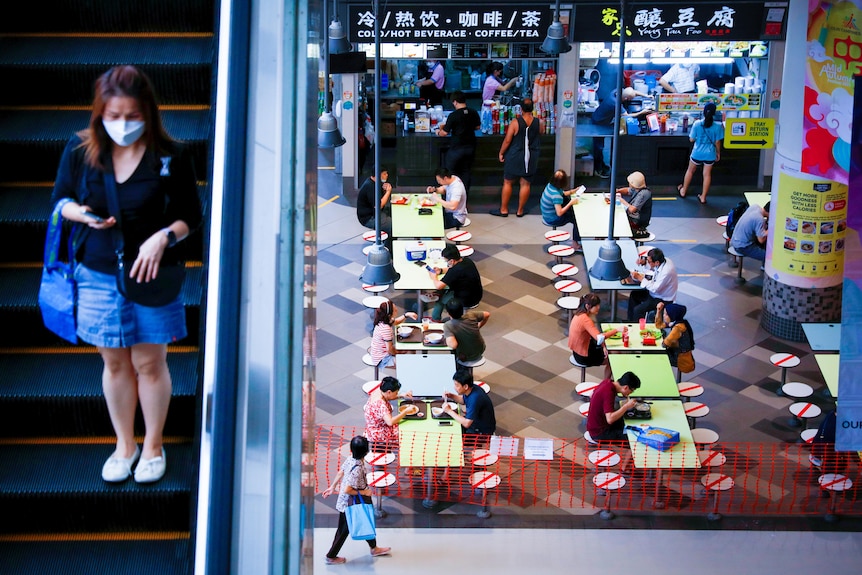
416, 59, 445, 106
50, 65, 202, 485
356, 166, 393, 240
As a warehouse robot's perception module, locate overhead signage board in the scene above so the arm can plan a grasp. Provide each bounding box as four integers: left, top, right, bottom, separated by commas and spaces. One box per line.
348, 5, 555, 43
572, 3, 787, 43
724, 118, 775, 149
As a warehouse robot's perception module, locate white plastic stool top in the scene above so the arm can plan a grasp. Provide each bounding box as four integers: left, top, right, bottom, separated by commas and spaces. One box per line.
545, 229, 571, 242
555, 279, 582, 293
470, 470, 501, 489
472, 449, 499, 466
782, 381, 814, 399
362, 283, 389, 293
770, 352, 800, 369
366, 470, 397, 488
552, 263, 579, 277
362, 380, 382, 394
593, 472, 626, 491
446, 229, 472, 242
698, 450, 727, 467
557, 296, 580, 310
362, 295, 389, 309
576, 380, 600, 398
457, 245, 475, 257
588, 449, 621, 468
458, 356, 486, 368
363, 230, 388, 242
362, 244, 373, 255
701, 473, 734, 491
362, 354, 378, 368
715, 215, 728, 226
365, 451, 396, 466
818, 473, 853, 492
570, 355, 588, 369
637, 245, 656, 257
583, 430, 598, 445
475, 381, 491, 393
460, 217, 472, 227
790, 402, 821, 419
419, 292, 439, 303
548, 244, 575, 257
578, 402, 590, 417
684, 402, 710, 418
690, 428, 719, 445
677, 382, 704, 398
635, 232, 656, 244
800, 428, 818, 443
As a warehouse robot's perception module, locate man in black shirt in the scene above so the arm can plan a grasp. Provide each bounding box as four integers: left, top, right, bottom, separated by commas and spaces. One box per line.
436, 91, 481, 191
428, 243, 483, 321
356, 167, 392, 239
442, 369, 496, 436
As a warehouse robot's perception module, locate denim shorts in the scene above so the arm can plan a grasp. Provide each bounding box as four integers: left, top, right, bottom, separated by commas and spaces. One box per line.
75, 264, 187, 348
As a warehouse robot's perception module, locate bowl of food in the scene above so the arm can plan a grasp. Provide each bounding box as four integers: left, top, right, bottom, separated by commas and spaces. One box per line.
820, 222, 834, 234
801, 222, 816, 234
400, 404, 419, 416
397, 326, 413, 338
784, 238, 797, 251
800, 242, 814, 253
424, 332, 444, 344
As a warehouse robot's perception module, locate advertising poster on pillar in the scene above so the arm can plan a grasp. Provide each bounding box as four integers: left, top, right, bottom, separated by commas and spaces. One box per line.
835, 74, 861, 452
771, 172, 847, 287
802, 0, 861, 186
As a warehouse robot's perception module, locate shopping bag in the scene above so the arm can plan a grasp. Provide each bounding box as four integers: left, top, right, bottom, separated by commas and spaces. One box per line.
38, 199, 78, 344
345, 495, 376, 540
626, 424, 680, 452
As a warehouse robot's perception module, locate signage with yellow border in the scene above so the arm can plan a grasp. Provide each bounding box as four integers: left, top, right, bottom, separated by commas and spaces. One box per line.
724, 118, 775, 149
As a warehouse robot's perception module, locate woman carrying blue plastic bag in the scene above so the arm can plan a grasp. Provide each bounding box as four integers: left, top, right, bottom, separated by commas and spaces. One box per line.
321, 436, 392, 565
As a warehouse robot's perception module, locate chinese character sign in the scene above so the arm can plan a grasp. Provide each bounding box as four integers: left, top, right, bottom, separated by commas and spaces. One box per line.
348, 5, 553, 43
802, 0, 860, 186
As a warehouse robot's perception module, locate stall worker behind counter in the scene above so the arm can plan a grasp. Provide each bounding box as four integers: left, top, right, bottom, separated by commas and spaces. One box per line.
436, 91, 481, 191
482, 61, 520, 102
590, 87, 650, 179
658, 63, 700, 94
416, 59, 445, 106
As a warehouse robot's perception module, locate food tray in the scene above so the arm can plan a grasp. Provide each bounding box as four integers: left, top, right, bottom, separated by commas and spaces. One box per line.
399, 400, 427, 420
428, 400, 458, 419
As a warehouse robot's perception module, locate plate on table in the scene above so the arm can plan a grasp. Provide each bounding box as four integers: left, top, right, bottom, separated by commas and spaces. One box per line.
400, 402, 426, 419
608, 332, 623, 340
639, 329, 661, 339
420, 199, 436, 207
391, 195, 408, 205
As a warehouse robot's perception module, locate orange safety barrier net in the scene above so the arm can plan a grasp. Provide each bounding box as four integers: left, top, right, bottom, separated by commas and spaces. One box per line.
315, 425, 862, 517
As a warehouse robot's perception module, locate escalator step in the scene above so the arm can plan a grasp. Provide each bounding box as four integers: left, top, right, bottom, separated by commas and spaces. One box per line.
0, 37, 213, 106
0, 442, 195, 533
0, 539, 190, 575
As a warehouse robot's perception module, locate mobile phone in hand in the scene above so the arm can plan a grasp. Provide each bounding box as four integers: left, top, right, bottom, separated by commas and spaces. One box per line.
80, 210, 104, 223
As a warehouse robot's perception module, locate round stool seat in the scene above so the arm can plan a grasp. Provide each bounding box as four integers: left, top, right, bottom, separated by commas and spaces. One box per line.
818, 473, 853, 492
552, 263, 579, 277
557, 296, 580, 311
548, 244, 575, 258
554, 279, 582, 293
637, 245, 657, 258
362, 295, 389, 309
583, 430, 599, 446
698, 450, 727, 467
476, 381, 491, 393
362, 283, 389, 293
593, 472, 626, 491
715, 215, 728, 226
459, 217, 471, 227
782, 381, 814, 399
419, 292, 439, 303
545, 230, 571, 243
690, 428, 719, 445
570, 355, 588, 369
362, 244, 373, 255
684, 402, 710, 419
578, 402, 590, 417
588, 449, 621, 468
701, 473, 734, 491
677, 382, 704, 398
458, 356, 486, 369
472, 449, 499, 466
800, 428, 818, 443
362, 380, 382, 394
457, 245, 474, 257
365, 452, 396, 466
446, 229, 472, 242
366, 470, 397, 488
790, 402, 821, 419
770, 352, 800, 369
576, 380, 601, 398
470, 471, 501, 490
363, 230, 388, 242
634, 232, 656, 245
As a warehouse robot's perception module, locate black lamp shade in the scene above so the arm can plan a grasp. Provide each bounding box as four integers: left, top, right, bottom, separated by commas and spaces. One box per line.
328, 20, 352, 55
588, 240, 630, 281
360, 244, 400, 286
540, 20, 571, 55
318, 111, 346, 148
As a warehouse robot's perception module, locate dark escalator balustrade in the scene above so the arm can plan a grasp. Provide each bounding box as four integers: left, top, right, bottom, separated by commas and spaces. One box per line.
0, 2, 215, 573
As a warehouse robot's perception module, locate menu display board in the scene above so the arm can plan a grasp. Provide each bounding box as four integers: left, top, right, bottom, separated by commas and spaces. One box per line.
657, 93, 762, 112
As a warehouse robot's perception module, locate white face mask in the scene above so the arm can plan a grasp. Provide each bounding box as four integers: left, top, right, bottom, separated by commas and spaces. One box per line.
102, 119, 145, 147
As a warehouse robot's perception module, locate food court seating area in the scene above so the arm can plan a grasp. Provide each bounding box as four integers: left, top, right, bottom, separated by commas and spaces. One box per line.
315, 178, 858, 526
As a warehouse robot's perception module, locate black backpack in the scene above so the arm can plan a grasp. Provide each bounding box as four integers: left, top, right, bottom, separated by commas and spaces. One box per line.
726, 201, 749, 237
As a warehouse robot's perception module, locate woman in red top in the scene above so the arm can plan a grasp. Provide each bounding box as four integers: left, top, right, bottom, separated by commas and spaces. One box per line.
363, 376, 413, 452
567, 293, 618, 379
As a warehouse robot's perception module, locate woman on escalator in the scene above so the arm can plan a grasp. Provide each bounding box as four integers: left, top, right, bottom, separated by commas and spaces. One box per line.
50, 65, 202, 484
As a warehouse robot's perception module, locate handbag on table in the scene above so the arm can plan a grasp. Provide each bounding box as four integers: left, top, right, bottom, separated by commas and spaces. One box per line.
102, 168, 185, 308
345, 494, 376, 540
38, 198, 78, 344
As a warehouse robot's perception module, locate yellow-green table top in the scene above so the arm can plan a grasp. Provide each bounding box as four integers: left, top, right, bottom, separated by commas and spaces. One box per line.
608, 354, 680, 398
398, 400, 464, 467
625, 400, 701, 469
743, 191, 770, 207
391, 194, 444, 238
815, 354, 839, 397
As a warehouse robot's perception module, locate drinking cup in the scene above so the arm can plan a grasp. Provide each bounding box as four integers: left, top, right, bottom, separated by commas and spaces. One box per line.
639, 318, 646, 330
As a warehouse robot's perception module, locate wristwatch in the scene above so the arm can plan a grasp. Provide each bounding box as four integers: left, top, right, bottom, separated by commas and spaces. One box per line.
163, 228, 178, 248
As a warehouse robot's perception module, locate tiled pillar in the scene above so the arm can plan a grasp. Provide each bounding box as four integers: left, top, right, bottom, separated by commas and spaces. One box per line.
761, 277, 842, 341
